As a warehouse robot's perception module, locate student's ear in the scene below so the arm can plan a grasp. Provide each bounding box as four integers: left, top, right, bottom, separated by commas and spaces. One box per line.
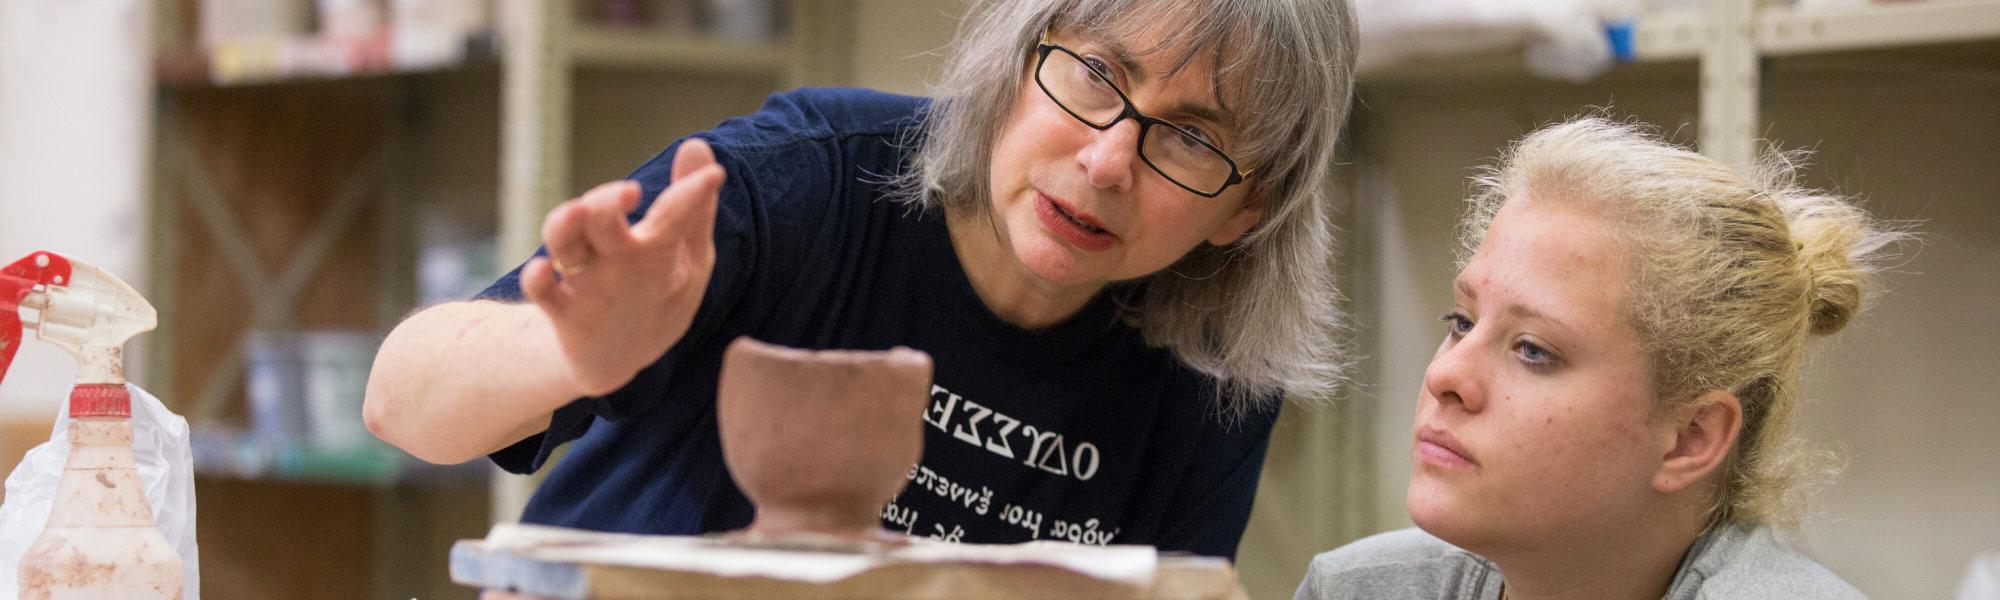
1206, 200, 1264, 246
1653, 389, 1744, 493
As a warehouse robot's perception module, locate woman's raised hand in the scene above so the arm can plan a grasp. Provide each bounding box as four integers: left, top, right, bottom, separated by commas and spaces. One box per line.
521, 138, 725, 397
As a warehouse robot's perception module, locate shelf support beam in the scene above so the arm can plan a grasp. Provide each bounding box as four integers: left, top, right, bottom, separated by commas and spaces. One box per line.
1700, 0, 1760, 167
493, 0, 576, 525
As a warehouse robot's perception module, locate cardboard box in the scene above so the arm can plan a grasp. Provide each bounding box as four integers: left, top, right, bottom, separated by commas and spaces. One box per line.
0, 417, 56, 505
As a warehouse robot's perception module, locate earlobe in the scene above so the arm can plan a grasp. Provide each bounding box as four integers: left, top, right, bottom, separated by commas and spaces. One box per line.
1206, 204, 1265, 246
1653, 390, 1744, 494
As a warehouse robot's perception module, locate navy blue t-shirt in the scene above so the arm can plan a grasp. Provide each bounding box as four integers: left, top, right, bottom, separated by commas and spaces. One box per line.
476, 88, 1278, 558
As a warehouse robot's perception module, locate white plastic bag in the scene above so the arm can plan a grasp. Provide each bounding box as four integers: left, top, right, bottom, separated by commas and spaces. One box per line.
1963, 552, 2000, 600
1353, 0, 1624, 82
0, 383, 199, 599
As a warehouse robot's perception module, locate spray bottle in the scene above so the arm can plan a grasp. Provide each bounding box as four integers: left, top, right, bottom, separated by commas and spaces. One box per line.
1, 250, 182, 599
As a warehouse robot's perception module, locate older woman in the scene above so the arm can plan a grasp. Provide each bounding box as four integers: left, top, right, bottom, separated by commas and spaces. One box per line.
1298, 118, 1897, 599
365, 0, 1357, 559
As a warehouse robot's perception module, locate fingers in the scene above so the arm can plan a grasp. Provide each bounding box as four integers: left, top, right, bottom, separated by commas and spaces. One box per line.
541, 200, 590, 278
546, 139, 720, 281
545, 181, 642, 277
614, 178, 642, 214
684, 165, 722, 247
581, 181, 639, 257
672, 137, 717, 181
631, 137, 721, 242
520, 256, 570, 317
634, 163, 725, 243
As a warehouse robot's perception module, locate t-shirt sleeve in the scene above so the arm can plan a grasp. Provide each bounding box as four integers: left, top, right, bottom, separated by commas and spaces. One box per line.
477, 135, 762, 474
1152, 399, 1282, 559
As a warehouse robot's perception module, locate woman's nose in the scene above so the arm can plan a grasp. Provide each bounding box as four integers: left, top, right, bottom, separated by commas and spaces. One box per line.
1077, 119, 1140, 192
1422, 337, 1486, 413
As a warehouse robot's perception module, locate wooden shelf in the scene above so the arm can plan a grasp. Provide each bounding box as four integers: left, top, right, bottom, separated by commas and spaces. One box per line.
191, 426, 487, 488
154, 34, 497, 89
571, 27, 790, 74
1634, 0, 2000, 60
1632, 9, 1707, 62
1360, 1, 2000, 95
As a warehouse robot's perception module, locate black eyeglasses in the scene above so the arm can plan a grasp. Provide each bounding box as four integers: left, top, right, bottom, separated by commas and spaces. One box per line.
1033, 36, 1251, 198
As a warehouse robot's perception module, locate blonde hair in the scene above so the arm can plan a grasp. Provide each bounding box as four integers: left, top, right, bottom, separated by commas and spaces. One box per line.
1461, 117, 1908, 528
887, 0, 1359, 414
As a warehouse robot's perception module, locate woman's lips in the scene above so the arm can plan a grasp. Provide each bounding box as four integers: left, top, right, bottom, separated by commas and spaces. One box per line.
1416, 428, 1476, 468
1034, 193, 1118, 252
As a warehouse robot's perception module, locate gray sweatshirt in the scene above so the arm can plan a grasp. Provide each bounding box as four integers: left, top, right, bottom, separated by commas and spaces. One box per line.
1294, 523, 1864, 599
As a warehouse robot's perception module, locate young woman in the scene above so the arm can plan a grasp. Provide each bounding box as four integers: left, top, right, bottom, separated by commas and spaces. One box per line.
1298, 118, 1896, 599
365, 0, 1357, 559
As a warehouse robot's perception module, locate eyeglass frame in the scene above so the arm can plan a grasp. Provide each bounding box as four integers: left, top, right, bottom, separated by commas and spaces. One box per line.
1031, 31, 1253, 198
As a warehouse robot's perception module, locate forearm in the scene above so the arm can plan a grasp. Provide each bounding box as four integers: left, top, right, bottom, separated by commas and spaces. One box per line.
363, 300, 582, 464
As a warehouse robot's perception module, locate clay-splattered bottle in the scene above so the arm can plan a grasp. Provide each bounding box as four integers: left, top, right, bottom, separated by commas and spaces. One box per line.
18, 385, 182, 599
2, 252, 181, 599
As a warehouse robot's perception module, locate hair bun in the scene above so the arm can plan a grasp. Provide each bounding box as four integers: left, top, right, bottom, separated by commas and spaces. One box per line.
1777, 191, 1871, 336
1804, 275, 1858, 336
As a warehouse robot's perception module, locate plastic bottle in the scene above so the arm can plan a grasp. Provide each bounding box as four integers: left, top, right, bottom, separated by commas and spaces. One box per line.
2, 251, 181, 599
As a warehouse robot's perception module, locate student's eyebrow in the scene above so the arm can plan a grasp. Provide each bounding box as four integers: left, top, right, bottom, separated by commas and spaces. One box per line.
1508, 303, 1578, 342
1456, 277, 1580, 340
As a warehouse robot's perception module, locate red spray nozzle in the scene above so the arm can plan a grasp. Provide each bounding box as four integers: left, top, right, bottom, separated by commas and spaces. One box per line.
0, 250, 151, 390
0, 252, 76, 385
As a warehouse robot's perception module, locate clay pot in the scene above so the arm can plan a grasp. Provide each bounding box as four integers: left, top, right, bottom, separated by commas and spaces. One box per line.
717, 336, 933, 539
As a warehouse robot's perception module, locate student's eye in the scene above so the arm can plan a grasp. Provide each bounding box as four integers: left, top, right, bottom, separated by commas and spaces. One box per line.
1441, 312, 1473, 338
1513, 339, 1560, 370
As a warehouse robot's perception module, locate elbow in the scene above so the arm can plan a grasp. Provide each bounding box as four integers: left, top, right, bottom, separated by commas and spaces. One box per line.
361, 385, 403, 454
363, 371, 478, 466
366, 404, 477, 465
361, 380, 420, 461
404, 443, 482, 468
363, 325, 414, 455
408, 446, 482, 468
363, 315, 479, 465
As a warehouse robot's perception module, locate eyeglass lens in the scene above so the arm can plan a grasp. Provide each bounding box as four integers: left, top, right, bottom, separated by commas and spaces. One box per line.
1037, 46, 1236, 195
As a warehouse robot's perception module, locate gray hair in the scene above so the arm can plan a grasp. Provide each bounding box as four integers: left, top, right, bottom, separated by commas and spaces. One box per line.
888, 0, 1359, 414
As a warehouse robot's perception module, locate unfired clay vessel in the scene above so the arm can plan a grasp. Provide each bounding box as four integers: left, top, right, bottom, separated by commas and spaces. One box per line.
717, 336, 933, 539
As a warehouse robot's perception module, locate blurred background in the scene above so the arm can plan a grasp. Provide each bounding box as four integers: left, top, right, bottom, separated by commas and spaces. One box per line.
0, 0, 1993, 598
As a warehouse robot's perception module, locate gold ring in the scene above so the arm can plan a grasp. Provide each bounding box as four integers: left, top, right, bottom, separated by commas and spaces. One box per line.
553, 257, 588, 277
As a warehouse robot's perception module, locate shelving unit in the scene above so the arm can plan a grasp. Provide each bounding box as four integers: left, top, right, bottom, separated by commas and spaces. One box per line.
491, 0, 855, 521
1635, 0, 2000, 59
1354, 0, 2000, 163
136, 1, 855, 597
570, 28, 791, 72
145, 62, 483, 600
191, 427, 487, 487
1631, 0, 2000, 164
496, 1, 854, 251
140, 0, 856, 490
